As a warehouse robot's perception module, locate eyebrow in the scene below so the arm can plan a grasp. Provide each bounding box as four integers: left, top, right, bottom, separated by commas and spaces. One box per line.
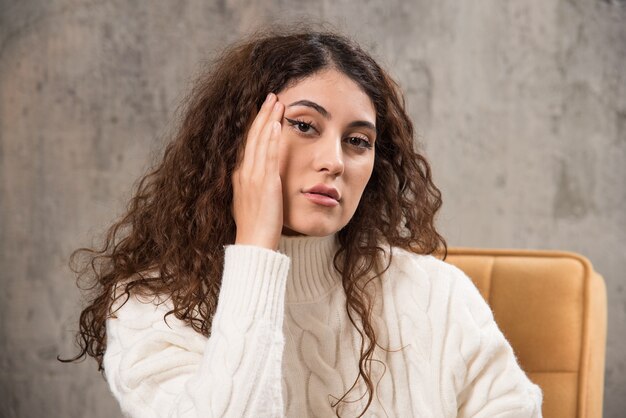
287, 99, 377, 133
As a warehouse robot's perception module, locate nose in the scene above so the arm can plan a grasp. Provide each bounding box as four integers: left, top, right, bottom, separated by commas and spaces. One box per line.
315, 133, 345, 176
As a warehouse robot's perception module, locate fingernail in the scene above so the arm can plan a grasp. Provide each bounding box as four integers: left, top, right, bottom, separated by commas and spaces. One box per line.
266, 92, 274, 102
273, 102, 281, 112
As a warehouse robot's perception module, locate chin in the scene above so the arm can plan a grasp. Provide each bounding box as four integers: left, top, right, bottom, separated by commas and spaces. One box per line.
282, 221, 339, 237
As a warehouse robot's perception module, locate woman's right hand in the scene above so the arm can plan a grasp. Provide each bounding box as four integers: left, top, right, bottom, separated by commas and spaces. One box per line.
231, 93, 285, 251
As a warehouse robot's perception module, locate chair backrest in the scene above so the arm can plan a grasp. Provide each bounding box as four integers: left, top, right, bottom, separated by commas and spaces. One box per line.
444, 248, 607, 418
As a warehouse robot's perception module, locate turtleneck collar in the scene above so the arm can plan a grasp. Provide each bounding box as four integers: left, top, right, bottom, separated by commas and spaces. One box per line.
277, 233, 342, 303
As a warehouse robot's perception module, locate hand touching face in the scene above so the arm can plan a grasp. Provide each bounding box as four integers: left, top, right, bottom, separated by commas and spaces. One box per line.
232, 93, 285, 250
275, 69, 377, 237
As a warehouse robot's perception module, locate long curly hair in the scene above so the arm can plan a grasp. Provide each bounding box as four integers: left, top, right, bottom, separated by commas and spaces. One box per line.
61, 25, 447, 417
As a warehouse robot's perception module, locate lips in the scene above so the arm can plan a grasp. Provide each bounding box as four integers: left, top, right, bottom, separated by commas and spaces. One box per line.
303, 184, 341, 201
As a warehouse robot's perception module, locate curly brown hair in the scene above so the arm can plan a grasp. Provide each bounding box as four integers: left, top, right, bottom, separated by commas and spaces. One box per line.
60, 25, 447, 417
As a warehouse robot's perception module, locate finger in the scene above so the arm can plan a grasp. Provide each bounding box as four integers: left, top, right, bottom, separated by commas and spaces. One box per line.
266, 121, 281, 177
246, 93, 276, 149
266, 102, 284, 176
252, 101, 282, 175
241, 93, 276, 175
269, 98, 284, 124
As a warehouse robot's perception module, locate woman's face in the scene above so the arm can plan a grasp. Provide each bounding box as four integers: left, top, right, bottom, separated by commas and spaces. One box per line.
276, 68, 377, 237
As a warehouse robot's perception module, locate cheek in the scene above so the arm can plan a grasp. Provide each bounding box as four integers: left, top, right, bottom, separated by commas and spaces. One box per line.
355, 158, 375, 190
350, 161, 375, 206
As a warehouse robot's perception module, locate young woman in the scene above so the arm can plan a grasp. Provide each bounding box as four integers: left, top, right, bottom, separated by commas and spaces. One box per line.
64, 27, 543, 417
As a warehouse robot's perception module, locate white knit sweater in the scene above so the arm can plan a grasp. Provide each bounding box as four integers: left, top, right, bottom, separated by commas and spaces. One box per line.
103, 233, 543, 417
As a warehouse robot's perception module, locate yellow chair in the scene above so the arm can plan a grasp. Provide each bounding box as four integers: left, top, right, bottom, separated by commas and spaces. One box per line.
444, 248, 607, 418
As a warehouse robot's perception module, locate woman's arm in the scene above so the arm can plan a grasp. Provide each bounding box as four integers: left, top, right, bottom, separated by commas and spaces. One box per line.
103, 244, 290, 418
103, 90, 287, 418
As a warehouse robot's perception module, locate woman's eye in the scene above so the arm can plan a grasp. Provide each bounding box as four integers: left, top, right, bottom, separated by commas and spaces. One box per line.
296, 121, 313, 133
285, 118, 315, 134
285, 118, 372, 150
347, 137, 373, 150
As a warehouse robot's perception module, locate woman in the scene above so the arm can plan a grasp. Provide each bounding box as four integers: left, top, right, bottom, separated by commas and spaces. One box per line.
63, 27, 543, 417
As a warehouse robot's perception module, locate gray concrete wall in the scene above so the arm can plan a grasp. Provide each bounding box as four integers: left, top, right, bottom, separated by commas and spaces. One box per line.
1, 0, 624, 416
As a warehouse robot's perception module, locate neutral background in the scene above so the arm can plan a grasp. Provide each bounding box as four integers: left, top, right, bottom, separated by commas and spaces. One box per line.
1, 0, 624, 417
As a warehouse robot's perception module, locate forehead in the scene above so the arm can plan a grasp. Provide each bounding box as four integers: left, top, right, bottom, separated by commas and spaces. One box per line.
277, 69, 376, 121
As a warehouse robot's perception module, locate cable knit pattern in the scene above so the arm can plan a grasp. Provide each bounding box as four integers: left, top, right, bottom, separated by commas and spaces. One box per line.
103, 234, 543, 417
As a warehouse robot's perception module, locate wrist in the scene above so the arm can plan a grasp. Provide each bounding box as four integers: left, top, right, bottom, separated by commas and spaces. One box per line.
235, 235, 279, 251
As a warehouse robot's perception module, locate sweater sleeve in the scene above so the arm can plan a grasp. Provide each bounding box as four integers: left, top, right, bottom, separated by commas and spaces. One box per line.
443, 264, 544, 418
102, 244, 291, 418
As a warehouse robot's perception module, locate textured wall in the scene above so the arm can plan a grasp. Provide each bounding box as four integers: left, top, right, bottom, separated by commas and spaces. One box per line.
1, 0, 624, 417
